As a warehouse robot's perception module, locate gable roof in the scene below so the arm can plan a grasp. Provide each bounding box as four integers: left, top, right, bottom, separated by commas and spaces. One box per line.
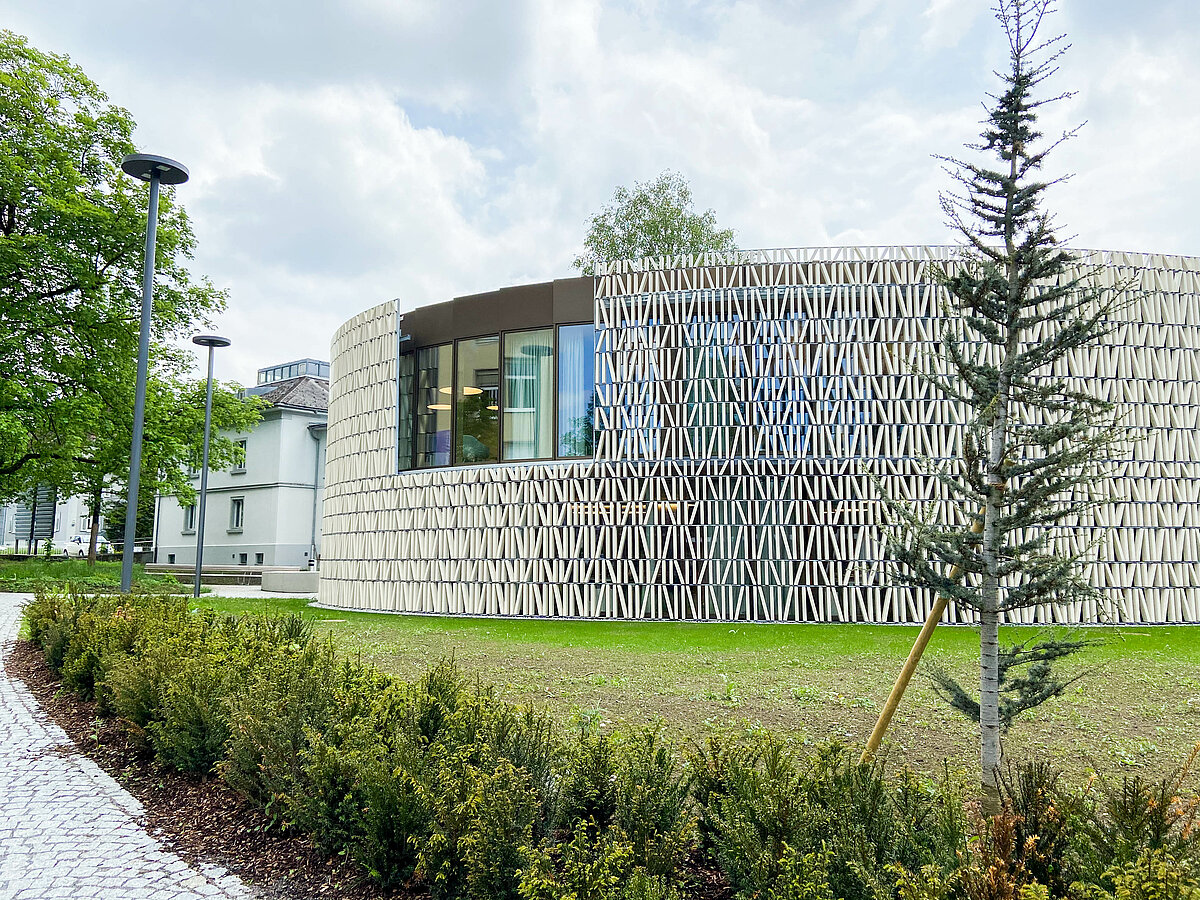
261, 375, 329, 412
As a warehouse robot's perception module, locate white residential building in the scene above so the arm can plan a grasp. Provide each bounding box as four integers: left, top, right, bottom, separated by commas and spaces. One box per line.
1, 490, 111, 556
154, 362, 328, 568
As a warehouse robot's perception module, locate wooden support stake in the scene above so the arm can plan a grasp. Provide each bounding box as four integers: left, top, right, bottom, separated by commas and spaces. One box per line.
860, 518, 983, 764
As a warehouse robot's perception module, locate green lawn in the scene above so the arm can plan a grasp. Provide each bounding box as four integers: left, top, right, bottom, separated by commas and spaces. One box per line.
0, 558, 185, 593
194, 595, 1200, 783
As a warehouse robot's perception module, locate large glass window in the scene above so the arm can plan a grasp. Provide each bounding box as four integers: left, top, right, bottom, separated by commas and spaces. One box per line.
456, 335, 499, 464
557, 323, 596, 457
397, 351, 415, 470
503, 329, 554, 460
416, 344, 452, 467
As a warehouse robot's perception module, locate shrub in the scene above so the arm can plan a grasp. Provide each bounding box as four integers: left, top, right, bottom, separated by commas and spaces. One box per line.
891, 863, 960, 900
354, 745, 429, 888
998, 761, 1073, 895
1104, 847, 1200, 900
520, 822, 635, 900
695, 733, 812, 895
519, 823, 681, 900
147, 651, 234, 774
801, 745, 965, 899
961, 812, 1046, 900
402, 657, 469, 749
613, 728, 694, 879
1069, 751, 1200, 888
222, 636, 344, 815
763, 845, 835, 900
556, 731, 619, 835
417, 751, 543, 900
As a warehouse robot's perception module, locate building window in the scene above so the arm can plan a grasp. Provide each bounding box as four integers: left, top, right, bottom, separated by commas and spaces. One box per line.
397, 350, 415, 471
239, 552, 248, 565
416, 344, 452, 467
183, 504, 196, 533
456, 335, 500, 465
557, 323, 597, 457
168, 553, 175, 564
503, 329, 554, 460
232, 439, 247, 472
229, 497, 244, 531
255, 552, 264, 565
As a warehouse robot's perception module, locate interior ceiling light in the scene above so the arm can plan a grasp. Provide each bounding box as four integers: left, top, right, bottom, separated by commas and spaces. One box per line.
486, 405, 499, 411
463, 386, 483, 395
438, 386, 453, 394
428, 403, 451, 411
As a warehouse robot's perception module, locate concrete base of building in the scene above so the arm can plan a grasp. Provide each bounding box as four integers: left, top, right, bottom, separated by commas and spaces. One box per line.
262, 570, 320, 593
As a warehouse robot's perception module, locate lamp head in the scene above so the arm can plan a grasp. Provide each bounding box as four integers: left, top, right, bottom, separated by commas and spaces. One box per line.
192, 334, 231, 349
122, 153, 189, 185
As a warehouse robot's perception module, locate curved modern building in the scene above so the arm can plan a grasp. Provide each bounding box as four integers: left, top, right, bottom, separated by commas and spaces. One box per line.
320, 246, 1200, 624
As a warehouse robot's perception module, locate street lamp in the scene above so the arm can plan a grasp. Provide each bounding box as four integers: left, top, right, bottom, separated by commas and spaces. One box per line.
119, 153, 190, 593
192, 334, 231, 598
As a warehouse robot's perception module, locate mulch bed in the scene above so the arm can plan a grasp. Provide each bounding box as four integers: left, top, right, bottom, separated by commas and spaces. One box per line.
7, 638, 406, 899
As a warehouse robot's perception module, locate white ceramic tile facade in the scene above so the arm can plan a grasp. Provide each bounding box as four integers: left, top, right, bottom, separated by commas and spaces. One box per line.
320, 247, 1200, 623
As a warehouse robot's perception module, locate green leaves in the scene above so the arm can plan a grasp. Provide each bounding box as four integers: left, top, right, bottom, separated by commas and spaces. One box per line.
0, 30, 258, 506
573, 171, 736, 275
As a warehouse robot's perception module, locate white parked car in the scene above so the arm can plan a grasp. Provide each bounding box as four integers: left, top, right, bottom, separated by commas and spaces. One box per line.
62, 535, 112, 556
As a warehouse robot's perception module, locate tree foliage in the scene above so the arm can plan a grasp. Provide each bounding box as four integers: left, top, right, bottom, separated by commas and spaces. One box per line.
927, 634, 1093, 730
0, 30, 260, 532
878, 0, 1126, 799
573, 171, 736, 275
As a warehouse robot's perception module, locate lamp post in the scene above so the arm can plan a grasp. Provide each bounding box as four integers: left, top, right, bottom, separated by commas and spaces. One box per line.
119, 153, 190, 593
192, 334, 231, 598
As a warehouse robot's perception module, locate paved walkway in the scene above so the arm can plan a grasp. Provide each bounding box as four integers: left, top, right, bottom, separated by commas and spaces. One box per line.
201, 584, 317, 601
0, 593, 253, 900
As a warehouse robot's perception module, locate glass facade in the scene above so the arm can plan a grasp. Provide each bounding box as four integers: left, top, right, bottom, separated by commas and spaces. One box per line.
397, 323, 596, 470
416, 344, 452, 467
455, 336, 500, 464
257, 359, 330, 385
503, 329, 554, 460
557, 323, 596, 457
397, 351, 415, 470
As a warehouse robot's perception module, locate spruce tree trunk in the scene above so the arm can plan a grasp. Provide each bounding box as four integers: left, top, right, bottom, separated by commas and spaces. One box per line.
979, 592, 1002, 811
980, 388, 1006, 810
87, 486, 102, 567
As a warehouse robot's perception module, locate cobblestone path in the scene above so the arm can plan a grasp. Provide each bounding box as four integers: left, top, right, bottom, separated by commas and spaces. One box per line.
0, 593, 253, 900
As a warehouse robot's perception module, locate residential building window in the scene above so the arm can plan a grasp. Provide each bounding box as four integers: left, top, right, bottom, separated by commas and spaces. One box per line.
168, 553, 175, 564
503, 329, 554, 460
229, 497, 244, 531
232, 439, 247, 472
456, 335, 500, 465
238, 552, 248, 565
183, 504, 196, 533
255, 552, 264, 565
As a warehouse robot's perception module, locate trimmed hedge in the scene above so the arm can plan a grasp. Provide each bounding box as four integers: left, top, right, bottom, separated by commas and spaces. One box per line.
23, 588, 1200, 899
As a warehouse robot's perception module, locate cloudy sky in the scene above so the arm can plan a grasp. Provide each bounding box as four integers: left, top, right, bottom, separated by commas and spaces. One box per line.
4, 0, 1197, 384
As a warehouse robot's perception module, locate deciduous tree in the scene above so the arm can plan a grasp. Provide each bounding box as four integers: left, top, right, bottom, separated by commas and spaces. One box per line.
0, 30, 261, 558
573, 171, 736, 275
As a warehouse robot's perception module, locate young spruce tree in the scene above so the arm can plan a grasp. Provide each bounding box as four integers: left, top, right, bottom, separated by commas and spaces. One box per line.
882, 0, 1125, 803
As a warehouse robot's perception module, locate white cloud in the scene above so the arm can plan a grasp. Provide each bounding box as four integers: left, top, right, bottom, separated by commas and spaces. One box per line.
2, 0, 1196, 386
921, 0, 984, 50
